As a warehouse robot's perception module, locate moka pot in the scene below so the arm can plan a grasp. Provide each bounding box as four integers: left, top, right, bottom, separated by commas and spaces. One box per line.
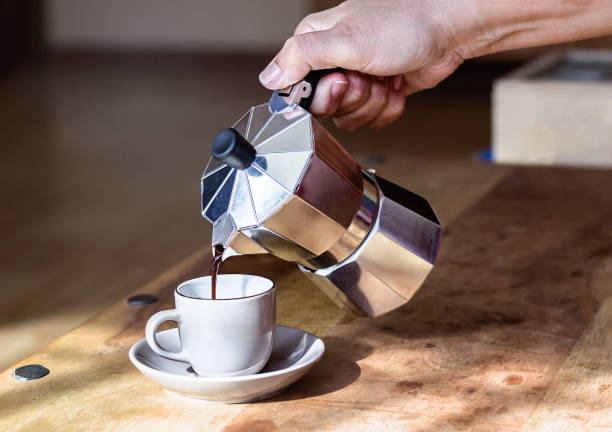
201, 70, 441, 316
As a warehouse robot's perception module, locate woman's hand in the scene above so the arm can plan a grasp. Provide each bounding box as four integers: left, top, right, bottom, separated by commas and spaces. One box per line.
259, 0, 468, 131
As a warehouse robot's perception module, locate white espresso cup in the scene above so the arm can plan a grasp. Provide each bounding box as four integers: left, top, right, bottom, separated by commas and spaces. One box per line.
145, 274, 275, 376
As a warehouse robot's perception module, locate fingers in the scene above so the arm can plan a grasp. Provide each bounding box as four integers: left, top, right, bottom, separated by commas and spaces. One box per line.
369, 77, 406, 130
310, 70, 369, 118
259, 28, 358, 90
325, 74, 406, 131
304, 71, 408, 130
260, 29, 350, 89
259, 6, 347, 89
309, 72, 406, 129
309, 72, 349, 117
335, 71, 371, 115
294, 10, 340, 35
333, 78, 389, 132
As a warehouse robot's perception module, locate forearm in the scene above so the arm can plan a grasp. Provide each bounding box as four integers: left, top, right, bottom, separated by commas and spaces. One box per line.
449, 0, 612, 58
259, 0, 612, 130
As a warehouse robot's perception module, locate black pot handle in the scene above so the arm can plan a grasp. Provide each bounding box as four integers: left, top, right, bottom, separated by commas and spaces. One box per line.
298, 68, 344, 111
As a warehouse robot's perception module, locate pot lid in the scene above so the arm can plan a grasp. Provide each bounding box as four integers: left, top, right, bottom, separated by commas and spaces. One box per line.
201, 103, 314, 228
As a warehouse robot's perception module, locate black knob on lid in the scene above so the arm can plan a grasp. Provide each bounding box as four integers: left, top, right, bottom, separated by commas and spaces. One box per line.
211, 128, 256, 170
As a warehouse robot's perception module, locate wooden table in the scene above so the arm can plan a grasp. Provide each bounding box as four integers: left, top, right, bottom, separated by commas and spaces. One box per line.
1, 160, 611, 432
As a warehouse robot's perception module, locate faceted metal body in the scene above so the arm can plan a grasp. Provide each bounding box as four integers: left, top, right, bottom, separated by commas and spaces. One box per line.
300, 171, 441, 317
201, 102, 441, 317
202, 104, 363, 266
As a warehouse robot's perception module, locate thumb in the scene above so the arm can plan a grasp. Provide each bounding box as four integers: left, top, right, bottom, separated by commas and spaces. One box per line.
259, 28, 358, 89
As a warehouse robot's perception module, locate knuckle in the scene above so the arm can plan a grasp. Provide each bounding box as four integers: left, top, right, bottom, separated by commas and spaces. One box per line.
372, 114, 397, 130
333, 21, 374, 72
369, 115, 390, 129
296, 14, 317, 34
386, 109, 403, 124
388, 100, 405, 119
370, 103, 404, 129
370, 96, 405, 128
333, 22, 375, 71
338, 77, 369, 113
282, 35, 300, 54
288, 33, 314, 58
370, 86, 388, 107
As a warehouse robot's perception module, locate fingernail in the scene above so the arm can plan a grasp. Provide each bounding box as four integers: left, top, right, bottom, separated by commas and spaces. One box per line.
331, 80, 348, 99
259, 61, 283, 86
392, 75, 403, 91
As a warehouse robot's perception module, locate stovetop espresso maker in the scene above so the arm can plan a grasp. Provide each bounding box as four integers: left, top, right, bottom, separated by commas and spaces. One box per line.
201, 70, 441, 317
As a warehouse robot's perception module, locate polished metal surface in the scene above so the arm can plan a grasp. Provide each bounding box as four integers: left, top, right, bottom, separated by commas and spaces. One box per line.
211, 212, 236, 248
299, 171, 441, 317
269, 80, 313, 113
246, 165, 290, 221
254, 152, 312, 190
263, 195, 346, 258
240, 227, 317, 265
305, 172, 378, 269
296, 153, 362, 230
310, 120, 363, 192
229, 171, 257, 229
202, 102, 363, 262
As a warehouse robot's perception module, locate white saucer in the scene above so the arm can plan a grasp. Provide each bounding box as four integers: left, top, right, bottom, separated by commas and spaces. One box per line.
129, 325, 325, 403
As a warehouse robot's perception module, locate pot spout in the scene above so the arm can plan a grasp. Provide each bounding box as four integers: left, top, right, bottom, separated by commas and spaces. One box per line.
212, 213, 269, 259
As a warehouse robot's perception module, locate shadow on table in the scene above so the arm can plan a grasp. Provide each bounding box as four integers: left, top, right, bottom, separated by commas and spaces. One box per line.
260, 335, 372, 402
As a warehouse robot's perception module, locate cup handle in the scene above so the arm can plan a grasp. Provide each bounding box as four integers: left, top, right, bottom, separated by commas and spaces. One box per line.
145, 309, 189, 362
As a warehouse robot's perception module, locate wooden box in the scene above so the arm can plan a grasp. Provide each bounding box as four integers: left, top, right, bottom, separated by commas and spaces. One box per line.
492, 50, 612, 167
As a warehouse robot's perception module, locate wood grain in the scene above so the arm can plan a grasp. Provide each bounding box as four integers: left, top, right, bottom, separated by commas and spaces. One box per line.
524, 297, 612, 431
523, 254, 612, 431
590, 256, 612, 304
1, 166, 611, 431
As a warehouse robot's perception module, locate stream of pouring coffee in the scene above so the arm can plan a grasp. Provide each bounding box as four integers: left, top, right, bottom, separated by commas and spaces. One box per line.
210, 244, 224, 300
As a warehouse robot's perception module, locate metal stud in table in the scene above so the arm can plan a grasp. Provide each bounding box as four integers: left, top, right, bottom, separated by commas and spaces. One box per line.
14, 364, 49, 381
127, 294, 158, 306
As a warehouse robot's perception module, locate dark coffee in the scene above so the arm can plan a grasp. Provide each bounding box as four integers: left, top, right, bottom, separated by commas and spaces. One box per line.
210, 244, 224, 300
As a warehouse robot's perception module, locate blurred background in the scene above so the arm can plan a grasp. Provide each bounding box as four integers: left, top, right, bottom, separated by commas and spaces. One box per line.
2, 0, 611, 370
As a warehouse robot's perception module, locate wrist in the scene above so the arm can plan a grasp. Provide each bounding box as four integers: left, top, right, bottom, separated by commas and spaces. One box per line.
445, 0, 611, 59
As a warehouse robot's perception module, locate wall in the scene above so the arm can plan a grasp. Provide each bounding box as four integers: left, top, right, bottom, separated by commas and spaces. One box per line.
46, 0, 310, 52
